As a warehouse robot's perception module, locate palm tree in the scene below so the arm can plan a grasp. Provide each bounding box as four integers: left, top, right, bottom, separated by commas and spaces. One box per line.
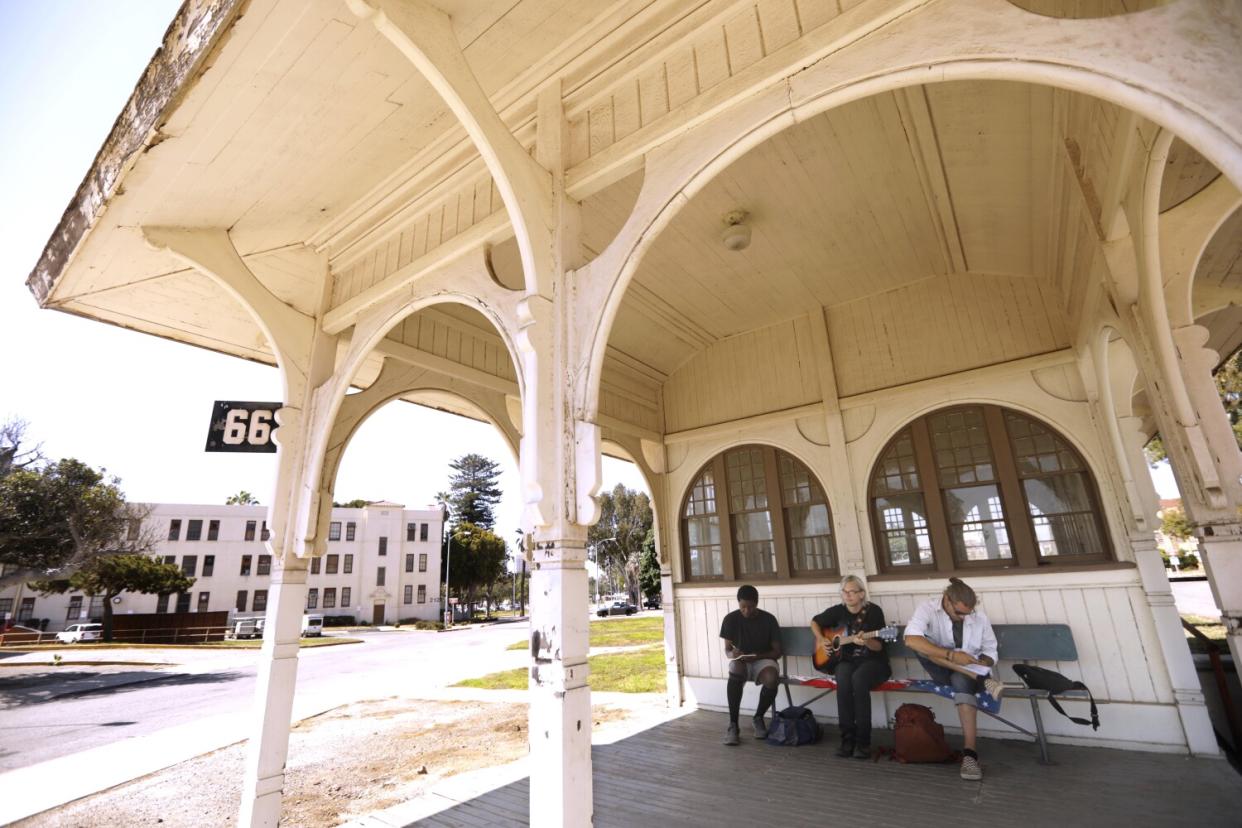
226, 490, 260, 505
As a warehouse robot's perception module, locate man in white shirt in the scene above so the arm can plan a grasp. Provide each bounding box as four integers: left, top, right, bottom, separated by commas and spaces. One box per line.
903, 577, 1000, 781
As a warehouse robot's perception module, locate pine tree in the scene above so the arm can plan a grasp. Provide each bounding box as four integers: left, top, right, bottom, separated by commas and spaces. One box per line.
443, 454, 503, 529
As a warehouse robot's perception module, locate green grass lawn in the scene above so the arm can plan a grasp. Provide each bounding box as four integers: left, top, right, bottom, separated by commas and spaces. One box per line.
1182, 614, 1226, 654
505, 615, 664, 651
457, 645, 666, 693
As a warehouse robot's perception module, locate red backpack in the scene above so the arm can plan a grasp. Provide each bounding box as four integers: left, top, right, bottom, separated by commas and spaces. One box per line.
891, 703, 958, 763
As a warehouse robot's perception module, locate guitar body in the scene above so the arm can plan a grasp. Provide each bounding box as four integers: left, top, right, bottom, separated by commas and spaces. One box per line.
812, 624, 898, 674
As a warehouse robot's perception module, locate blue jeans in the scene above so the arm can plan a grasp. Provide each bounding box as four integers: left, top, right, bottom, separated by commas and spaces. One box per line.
916, 655, 984, 708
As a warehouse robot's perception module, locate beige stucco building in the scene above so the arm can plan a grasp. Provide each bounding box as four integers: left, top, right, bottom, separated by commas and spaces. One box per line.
25, 1, 1242, 825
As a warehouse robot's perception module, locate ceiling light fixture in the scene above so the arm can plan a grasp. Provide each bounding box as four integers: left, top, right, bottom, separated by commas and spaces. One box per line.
720, 210, 751, 252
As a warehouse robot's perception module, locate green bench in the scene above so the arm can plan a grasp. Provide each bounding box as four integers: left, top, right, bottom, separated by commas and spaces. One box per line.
778, 623, 1094, 763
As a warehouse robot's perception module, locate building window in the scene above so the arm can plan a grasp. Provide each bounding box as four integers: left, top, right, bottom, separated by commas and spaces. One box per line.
341, 587, 351, 608
168, 519, 182, 541
207, 520, 220, 541
197, 592, 210, 612
0, 598, 13, 618
407, 522, 417, 542
175, 593, 191, 613
405, 554, 415, 573
417, 585, 426, 603
203, 555, 215, 577
163, 555, 177, 566
253, 590, 268, 612
418, 553, 427, 572
869, 405, 1111, 574
156, 594, 170, 614
240, 555, 252, 576
257, 555, 272, 576
326, 554, 339, 574
376, 567, 386, 587
18, 597, 35, 621
404, 585, 413, 604
311, 557, 321, 575
420, 523, 429, 542
344, 554, 354, 574
89, 596, 104, 618
127, 519, 141, 541
378, 536, 388, 556
680, 445, 837, 582
261, 521, 270, 542
329, 521, 342, 542
67, 596, 83, 621
307, 588, 318, 610
236, 590, 248, 612
245, 520, 257, 542
346, 522, 356, 541
186, 519, 203, 541
323, 587, 336, 609
181, 556, 197, 577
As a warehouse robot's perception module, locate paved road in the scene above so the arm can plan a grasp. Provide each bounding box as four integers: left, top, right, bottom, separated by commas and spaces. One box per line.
1172, 578, 1221, 619
0, 622, 529, 772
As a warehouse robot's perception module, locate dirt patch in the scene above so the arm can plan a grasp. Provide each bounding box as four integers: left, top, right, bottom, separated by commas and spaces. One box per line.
19, 698, 631, 827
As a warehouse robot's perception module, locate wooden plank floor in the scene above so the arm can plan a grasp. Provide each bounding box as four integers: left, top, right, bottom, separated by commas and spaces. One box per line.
411, 710, 1242, 827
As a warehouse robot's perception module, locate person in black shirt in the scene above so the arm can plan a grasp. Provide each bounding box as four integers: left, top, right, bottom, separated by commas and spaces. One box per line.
810, 575, 890, 758
719, 584, 782, 746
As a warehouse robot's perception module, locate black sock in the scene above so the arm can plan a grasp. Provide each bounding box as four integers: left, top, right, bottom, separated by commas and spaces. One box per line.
963, 748, 978, 759
727, 677, 744, 724
755, 684, 778, 719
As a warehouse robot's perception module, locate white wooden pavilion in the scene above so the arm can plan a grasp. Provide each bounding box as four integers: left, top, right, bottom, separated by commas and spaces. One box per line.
27, 1, 1242, 825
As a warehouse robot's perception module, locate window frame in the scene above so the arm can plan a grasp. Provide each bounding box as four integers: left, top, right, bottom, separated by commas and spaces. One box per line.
186, 519, 203, 541
678, 444, 839, 584
869, 404, 1113, 576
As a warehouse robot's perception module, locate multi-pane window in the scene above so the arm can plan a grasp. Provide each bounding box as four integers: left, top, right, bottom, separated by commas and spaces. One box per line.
307, 588, 318, 610
197, 592, 210, 612
417, 585, 426, 603
240, 555, 252, 576
203, 555, 215, 577
236, 590, 248, 612
253, 590, 268, 612
175, 593, 191, 613
420, 523, 429, 542
405, 554, 415, 573
67, 596, 83, 621
323, 587, 336, 609
329, 522, 342, 542
378, 537, 388, 556
168, 520, 182, 541
244, 520, 257, 542
418, 553, 427, 572
186, 520, 203, 541
326, 554, 339, 574
404, 585, 413, 604
869, 405, 1110, 573
311, 557, 321, 575
156, 594, 170, 614
344, 554, 354, 574
341, 587, 351, 607
261, 521, 270, 542
257, 555, 272, 576
0, 598, 12, 618
207, 520, 219, 541
88, 596, 104, 618
163, 555, 177, 566
18, 597, 35, 621
681, 446, 837, 582
407, 523, 418, 542
181, 556, 197, 577
127, 520, 141, 541
346, 522, 356, 541
376, 567, 386, 587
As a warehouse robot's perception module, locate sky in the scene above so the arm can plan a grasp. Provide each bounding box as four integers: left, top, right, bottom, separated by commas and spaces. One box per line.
0, 2, 1178, 547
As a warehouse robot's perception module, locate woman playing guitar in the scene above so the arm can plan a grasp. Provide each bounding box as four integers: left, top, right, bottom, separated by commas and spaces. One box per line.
810, 575, 891, 759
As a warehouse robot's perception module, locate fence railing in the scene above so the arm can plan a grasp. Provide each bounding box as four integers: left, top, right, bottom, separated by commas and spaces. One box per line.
0, 625, 231, 646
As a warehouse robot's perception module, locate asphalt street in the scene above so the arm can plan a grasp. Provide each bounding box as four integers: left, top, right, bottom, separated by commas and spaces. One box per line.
0, 622, 529, 772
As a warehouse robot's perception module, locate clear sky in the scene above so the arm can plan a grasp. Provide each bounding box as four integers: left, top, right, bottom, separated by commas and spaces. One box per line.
0, 2, 1178, 549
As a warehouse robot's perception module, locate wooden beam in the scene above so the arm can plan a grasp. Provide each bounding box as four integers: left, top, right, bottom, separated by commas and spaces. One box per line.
370, 337, 518, 396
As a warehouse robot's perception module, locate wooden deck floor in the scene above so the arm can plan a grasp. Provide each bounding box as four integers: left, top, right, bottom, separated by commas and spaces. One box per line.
408, 710, 1242, 827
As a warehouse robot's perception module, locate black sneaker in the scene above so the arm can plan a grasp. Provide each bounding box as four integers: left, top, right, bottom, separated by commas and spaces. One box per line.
724, 723, 740, 746
853, 745, 870, 760
752, 715, 768, 739
835, 740, 855, 758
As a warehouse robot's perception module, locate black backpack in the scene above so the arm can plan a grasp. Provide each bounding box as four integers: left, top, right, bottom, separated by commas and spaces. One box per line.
765, 706, 822, 746
1013, 664, 1099, 730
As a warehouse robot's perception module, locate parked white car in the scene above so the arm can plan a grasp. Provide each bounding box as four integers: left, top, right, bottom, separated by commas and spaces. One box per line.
56, 623, 104, 643
302, 614, 324, 637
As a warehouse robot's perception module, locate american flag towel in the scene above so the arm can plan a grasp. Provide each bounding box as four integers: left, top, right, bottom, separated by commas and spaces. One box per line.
788, 676, 1002, 714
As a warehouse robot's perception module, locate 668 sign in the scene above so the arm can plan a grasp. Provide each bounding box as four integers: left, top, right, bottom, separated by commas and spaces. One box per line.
205, 401, 283, 453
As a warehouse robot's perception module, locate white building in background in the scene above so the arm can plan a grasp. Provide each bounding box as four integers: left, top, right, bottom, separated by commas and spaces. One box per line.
0, 502, 443, 631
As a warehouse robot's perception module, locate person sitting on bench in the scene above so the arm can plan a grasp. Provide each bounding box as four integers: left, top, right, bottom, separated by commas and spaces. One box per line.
903, 577, 1002, 781
811, 574, 890, 759
720, 584, 782, 746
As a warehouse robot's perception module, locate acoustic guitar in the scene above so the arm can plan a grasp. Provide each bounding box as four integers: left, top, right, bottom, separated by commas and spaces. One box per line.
812, 624, 898, 673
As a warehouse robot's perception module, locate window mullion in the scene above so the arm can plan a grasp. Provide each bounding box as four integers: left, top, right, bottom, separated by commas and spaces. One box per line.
911, 418, 955, 573
985, 405, 1039, 568
714, 455, 736, 581
763, 448, 791, 579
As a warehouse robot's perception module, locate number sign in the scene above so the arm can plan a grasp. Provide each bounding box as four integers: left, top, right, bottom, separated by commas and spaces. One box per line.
205, 401, 283, 453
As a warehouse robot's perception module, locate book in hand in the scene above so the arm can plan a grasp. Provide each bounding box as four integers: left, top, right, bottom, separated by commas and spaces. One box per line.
956, 650, 990, 675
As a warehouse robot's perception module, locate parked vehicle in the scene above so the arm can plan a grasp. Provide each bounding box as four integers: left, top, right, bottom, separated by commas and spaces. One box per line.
56, 623, 104, 643
302, 614, 324, 637
597, 600, 637, 617
643, 597, 662, 610
232, 617, 266, 639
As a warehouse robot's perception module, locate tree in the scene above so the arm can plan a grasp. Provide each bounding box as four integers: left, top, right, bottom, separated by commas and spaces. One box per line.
441, 454, 503, 530
588, 484, 653, 605
332, 498, 369, 508
226, 490, 260, 505
1145, 348, 1242, 464
0, 458, 152, 589
444, 522, 508, 617
0, 418, 43, 479
1160, 506, 1193, 543
638, 527, 661, 603
31, 554, 193, 642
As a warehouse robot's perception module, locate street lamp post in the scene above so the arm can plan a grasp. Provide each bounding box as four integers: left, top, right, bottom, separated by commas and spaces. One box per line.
588, 536, 616, 605
441, 510, 453, 628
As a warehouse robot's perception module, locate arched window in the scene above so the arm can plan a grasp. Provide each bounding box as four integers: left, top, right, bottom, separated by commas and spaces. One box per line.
869, 405, 1111, 573
681, 445, 836, 582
